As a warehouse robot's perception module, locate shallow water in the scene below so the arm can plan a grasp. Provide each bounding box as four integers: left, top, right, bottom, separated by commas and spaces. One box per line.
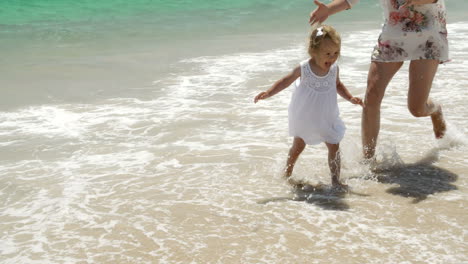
1, 1, 467, 263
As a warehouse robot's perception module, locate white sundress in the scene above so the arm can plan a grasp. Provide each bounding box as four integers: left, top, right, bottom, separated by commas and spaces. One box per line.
371, 0, 449, 63
288, 60, 345, 145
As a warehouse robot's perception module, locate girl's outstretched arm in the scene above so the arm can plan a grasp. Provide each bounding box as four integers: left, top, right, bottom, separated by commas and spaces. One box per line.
336, 67, 364, 106
254, 66, 301, 104
309, 0, 359, 25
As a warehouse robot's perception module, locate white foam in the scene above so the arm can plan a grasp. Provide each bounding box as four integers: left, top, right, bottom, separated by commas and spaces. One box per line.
0, 106, 86, 138
1, 22, 467, 264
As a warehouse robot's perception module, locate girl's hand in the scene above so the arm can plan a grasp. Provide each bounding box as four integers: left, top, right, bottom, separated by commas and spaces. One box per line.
350, 97, 364, 107
309, 0, 330, 25
254, 91, 270, 103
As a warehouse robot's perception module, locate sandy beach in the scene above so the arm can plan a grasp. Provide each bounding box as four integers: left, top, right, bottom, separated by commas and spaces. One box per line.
0, 0, 467, 263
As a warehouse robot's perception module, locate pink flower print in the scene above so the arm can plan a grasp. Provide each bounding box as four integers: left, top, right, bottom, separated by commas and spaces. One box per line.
372, 38, 408, 61
438, 11, 446, 26
379, 40, 391, 48
389, 12, 401, 25
401, 8, 411, 19
414, 12, 424, 25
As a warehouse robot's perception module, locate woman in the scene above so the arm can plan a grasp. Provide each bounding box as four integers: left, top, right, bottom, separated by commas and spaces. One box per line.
309, 0, 448, 159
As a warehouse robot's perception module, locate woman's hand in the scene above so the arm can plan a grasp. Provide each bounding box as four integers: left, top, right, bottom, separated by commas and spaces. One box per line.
350, 97, 364, 107
309, 0, 330, 25
254, 91, 270, 103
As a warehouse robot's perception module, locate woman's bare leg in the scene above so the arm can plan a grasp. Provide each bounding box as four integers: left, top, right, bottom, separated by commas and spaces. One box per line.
362, 61, 403, 159
407, 59, 446, 138
284, 137, 306, 178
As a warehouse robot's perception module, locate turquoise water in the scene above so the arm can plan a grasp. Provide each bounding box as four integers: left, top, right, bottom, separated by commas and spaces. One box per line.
2, 0, 466, 26
1, 0, 467, 107
1, 0, 314, 57
1, 0, 376, 44
1, 0, 330, 25
2, 0, 466, 47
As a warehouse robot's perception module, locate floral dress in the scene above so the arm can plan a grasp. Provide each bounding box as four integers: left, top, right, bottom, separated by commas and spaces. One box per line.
371, 0, 449, 63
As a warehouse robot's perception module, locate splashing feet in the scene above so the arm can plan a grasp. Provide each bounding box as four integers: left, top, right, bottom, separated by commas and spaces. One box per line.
431, 105, 446, 139
332, 179, 349, 191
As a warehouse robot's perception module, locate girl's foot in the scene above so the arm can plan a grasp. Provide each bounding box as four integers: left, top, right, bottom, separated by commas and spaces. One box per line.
431, 105, 446, 139
287, 178, 306, 189
359, 157, 377, 166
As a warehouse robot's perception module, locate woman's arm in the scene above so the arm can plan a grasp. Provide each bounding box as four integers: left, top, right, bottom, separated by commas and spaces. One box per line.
309, 0, 358, 25
254, 66, 301, 103
400, 0, 438, 9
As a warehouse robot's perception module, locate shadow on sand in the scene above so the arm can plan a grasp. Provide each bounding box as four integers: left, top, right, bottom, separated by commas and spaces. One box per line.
258, 146, 459, 208
257, 184, 369, 211
370, 148, 458, 203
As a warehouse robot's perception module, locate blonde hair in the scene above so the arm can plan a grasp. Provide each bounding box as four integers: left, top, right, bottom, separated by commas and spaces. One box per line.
308, 25, 341, 57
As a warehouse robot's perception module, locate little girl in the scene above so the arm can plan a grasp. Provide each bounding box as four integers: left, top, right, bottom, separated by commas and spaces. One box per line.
254, 25, 363, 189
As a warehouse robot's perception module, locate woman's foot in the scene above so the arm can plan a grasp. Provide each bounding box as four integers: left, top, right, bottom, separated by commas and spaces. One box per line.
283, 164, 294, 178
332, 178, 348, 191
431, 105, 446, 139
332, 182, 349, 192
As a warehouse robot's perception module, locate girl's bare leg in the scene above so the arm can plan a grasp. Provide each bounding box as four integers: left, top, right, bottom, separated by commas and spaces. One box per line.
362, 61, 403, 159
325, 142, 345, 188
284, 137, 306, 178
407, 59, 446, 138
